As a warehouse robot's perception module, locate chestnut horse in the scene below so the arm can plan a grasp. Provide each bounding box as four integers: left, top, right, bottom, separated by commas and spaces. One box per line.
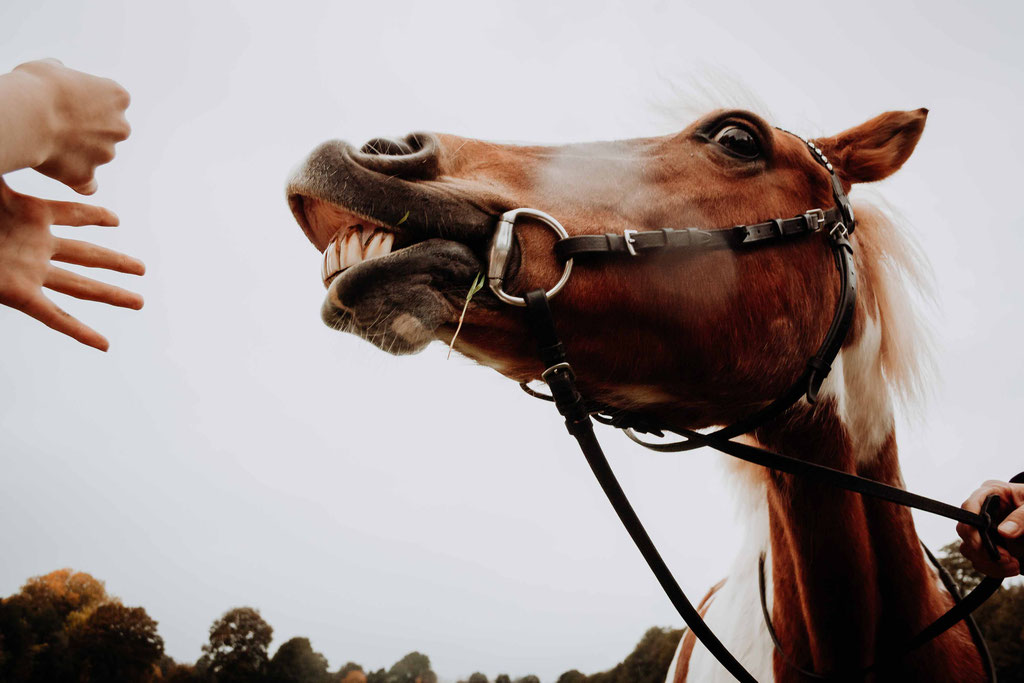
287, 108, 985, 681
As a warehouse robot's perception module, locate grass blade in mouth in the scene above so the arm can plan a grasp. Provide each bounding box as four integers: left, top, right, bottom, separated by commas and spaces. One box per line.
447, 272, 485, 360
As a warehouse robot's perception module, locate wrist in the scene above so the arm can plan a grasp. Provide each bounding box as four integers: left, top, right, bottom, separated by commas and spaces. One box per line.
10, 69, 62, 167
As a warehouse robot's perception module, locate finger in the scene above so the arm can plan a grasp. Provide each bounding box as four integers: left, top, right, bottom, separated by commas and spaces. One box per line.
956, 521, 981, 550
998, 504, 1024, 538
47, 200, 119, 227
962, 482, 1010, 515
19, 292, 108, 351
960, 542, 1018, 578
73, 178, 99, 196
53, 239, 144, 275
44, 266, 144, 309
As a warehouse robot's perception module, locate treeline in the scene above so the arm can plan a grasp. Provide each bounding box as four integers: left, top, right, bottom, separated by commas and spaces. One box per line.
0, 543, 1021, 682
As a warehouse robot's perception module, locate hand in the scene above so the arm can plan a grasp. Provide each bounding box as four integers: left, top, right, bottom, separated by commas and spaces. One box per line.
13, 59, 131, 194
0, 179, 144, 351
957, 480, 1024, 577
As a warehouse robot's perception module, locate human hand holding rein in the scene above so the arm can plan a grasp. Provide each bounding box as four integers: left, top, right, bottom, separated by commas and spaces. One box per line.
958, 479, 1024, 577
0, 179, 144, 351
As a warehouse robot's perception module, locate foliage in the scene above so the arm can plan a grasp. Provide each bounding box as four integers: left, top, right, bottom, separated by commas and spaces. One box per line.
336, 661, 366, 682
555, 627, 683, 683
201, 607, 273, 682
386, 650, 437, 683
556, 671, 587, 683
338, 668, 368, 683
937, 542, 1024, 682
268, 636, 329, 682
0, 569, 167, 682
936, 541, 985, 591
72, 602, 164, 681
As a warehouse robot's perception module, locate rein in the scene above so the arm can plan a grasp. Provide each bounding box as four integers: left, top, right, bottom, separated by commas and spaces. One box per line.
484, 135, 1013, 681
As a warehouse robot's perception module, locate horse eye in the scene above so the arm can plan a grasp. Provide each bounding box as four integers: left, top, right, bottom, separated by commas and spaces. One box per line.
712, 125, 760, 159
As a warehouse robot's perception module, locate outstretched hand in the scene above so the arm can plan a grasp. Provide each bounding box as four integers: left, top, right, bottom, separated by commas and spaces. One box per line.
957, 479, 1024, 577
0, 179, 144, 351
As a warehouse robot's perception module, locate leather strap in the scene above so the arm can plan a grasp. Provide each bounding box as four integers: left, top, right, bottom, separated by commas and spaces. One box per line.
524, 290, 760, 683
555, 208, 842, 260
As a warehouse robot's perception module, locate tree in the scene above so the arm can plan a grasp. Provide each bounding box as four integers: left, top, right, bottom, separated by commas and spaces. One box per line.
202, 607, 273, 682
335, 661, 364, 682
72, 602, 164, 681
338, 668, 367, 683
937, 543, 1024, 682
159, 654, 206, 682
549, 626, 683, 683
387, 651, 436, 683
936, 541, 985, 591
268, 636, 329, 682
512, 677, 540, 683
495, 675, 512, 683
0, 568, 111, 682
460, 674, 488, 683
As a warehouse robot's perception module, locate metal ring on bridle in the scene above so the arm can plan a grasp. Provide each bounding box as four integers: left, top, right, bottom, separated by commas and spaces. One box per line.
488, 208, 574, 306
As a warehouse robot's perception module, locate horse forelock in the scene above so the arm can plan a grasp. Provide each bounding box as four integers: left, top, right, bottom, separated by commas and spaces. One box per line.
650, 70, 775, 130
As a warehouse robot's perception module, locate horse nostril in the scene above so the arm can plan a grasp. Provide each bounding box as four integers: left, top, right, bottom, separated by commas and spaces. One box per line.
351, 132, 441, 180
360, 137, 415, 156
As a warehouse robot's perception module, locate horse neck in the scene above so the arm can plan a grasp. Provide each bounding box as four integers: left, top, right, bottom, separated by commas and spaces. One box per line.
750, 313, 985, 681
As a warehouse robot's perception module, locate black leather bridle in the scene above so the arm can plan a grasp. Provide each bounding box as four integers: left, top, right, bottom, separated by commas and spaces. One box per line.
486, 134, 1016, 681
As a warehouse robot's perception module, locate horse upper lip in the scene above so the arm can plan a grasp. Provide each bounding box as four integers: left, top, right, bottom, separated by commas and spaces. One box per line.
286, 138, 495, 252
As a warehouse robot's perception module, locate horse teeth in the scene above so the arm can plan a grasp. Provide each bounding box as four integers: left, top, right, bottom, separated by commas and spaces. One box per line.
365, 231, 394, 259
321, 226, 395, 287
344, 232, 362, 268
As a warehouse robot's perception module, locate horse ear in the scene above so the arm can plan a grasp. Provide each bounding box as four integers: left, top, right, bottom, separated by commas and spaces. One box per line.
815, 109, 928, 184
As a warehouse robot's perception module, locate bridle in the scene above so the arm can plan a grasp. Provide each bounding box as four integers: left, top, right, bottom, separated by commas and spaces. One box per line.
484, 133, 1015, 682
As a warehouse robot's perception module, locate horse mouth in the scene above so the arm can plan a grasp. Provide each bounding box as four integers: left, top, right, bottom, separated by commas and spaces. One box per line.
294, 196, 406, 289
286, 152, 496, 354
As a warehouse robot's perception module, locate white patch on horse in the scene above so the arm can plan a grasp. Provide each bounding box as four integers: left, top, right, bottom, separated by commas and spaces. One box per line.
683, 493, 774, 682
391, 313, 430, 345
818, 310, 893, 464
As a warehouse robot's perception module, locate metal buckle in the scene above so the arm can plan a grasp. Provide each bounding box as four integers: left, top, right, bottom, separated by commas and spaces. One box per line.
623, 229, 639, 256
541, 361, 575, 383
829, 221, 849, 241
804, 208, 826, 232
488, 208, 574, 307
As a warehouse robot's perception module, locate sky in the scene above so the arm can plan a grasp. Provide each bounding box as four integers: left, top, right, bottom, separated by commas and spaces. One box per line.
1, 1, 1023, 681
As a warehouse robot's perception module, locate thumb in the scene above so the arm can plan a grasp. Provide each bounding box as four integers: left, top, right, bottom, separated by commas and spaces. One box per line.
998, 504, 1024, 538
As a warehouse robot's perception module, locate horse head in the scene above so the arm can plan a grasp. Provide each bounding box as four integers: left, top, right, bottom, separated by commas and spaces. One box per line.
286, 109, 927, 430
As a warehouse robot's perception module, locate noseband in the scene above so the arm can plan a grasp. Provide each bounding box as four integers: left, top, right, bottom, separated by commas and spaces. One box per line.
485, 135, 1013, 681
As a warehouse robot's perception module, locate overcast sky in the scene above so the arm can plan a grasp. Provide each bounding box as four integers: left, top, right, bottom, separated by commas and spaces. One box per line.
2, 1, 1023, 681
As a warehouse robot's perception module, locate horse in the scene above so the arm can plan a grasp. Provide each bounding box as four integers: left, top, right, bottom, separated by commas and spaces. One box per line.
286, 106, 988, 682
